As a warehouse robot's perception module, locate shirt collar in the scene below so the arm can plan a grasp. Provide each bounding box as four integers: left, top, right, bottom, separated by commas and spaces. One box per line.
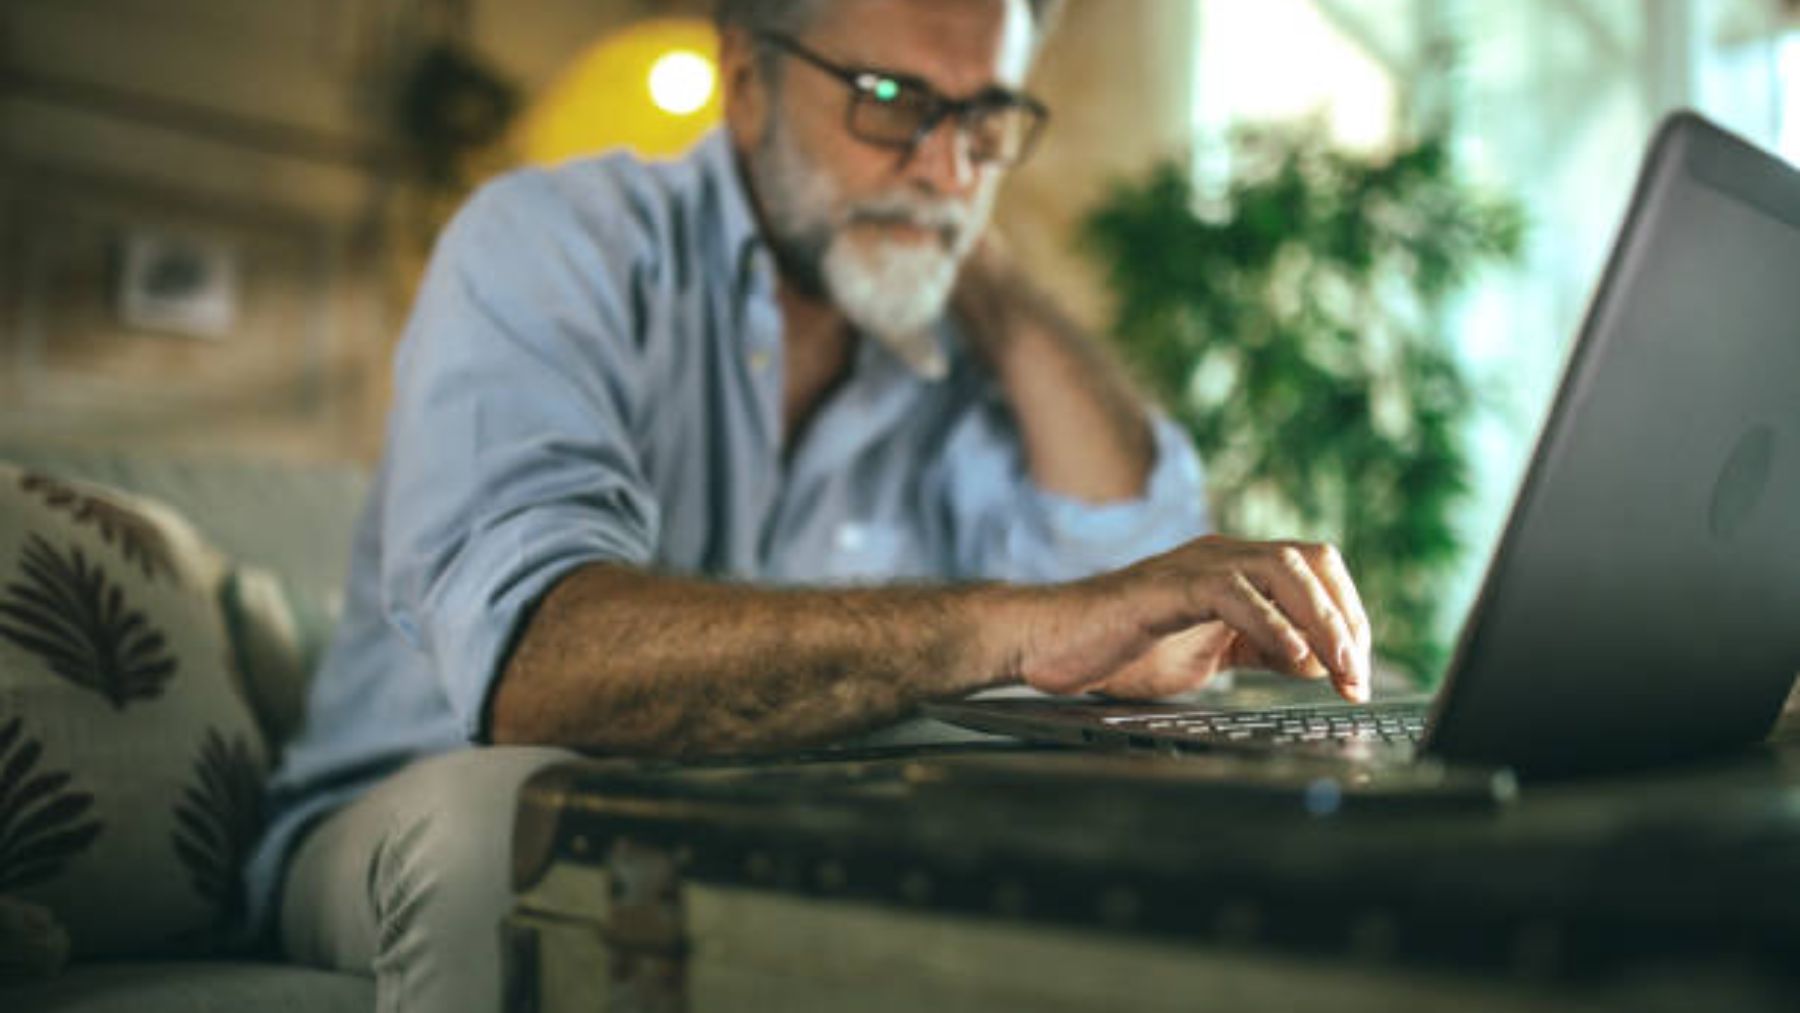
691, 129, 771, 305
693, 127, 954, 384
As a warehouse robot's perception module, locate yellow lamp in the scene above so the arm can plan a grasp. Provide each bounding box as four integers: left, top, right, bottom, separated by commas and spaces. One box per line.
516, 19, 723, 164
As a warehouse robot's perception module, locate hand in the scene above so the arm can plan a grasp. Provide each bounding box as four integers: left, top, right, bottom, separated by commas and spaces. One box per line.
1086, 621, 1255, 700
1015, 536, 1374, 703
949, 234, 1029, 370
951, 233, 1156, 502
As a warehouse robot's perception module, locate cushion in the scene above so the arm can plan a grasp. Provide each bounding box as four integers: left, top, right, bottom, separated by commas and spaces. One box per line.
0, 895, 69, 979
220, 564, 312, 754
0, 446, 366, 738
0, 447, 366, 613
0, 463, 269, 960
0, 960, 374, 1013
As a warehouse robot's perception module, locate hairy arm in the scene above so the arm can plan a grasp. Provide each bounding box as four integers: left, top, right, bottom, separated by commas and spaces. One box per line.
954, 243, 1155, 503
489, 537, 1373, 757
490, 562, 1028, 756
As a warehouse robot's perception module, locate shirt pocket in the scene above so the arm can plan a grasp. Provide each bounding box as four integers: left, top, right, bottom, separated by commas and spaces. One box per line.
823, 521, 924, 582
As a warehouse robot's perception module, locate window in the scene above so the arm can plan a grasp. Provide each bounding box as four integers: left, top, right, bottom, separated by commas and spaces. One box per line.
1192, 0, 1399, 156
1781, 32, 1800, 164
1185, 0, 1798, 642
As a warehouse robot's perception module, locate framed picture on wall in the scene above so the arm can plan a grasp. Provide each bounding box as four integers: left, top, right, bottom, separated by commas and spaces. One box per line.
0, 164, 359, 454
116, 229, 240, 340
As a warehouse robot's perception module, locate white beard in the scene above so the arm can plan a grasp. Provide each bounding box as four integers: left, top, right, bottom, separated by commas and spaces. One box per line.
821, 233, 958, 377
749, 114, 995, 377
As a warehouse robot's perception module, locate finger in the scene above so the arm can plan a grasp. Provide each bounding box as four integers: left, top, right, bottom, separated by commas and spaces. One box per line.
1227, 635, 1331, 682
1253, 546, 1363, 701
1155, 622, 1236, 694
1092, 646, 1172, 700
1310, 543, 1373, 656
1225, 634, 1290, 673
1096, 655, 1218, 701
1305, 544, 1374, 702
1212, 571, 1324, 681
1224, 631, 1263, 670
1098, 623, 1234, 700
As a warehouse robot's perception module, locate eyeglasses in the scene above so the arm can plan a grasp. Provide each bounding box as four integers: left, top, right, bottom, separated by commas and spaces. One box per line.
756, 32, 1049, 169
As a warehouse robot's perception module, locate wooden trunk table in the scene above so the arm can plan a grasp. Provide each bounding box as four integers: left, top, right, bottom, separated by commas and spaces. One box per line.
502, 707, 1800, 1012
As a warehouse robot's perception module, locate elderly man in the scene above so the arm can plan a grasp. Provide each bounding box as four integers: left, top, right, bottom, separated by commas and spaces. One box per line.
252, 0, 1373, 1008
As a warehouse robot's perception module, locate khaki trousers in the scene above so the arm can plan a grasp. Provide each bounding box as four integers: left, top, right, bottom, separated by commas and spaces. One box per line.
279, 746, 581, 1013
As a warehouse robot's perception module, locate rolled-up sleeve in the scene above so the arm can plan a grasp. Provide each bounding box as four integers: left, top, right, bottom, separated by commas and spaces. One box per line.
379, 171, 660, 739
940, 393, 1208, 583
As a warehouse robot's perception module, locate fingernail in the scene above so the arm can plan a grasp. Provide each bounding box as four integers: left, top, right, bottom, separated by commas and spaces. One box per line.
1333, 649, 1363, 700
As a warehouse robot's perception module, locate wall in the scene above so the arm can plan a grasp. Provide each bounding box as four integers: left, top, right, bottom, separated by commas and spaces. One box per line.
996, 0, 1198, 334
0, 0, 641, 463
0, 0, 1197, 463
2, 0, 382, 461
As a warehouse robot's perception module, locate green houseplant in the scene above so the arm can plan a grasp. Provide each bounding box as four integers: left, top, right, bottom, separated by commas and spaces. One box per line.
1083, 124, 1524, 683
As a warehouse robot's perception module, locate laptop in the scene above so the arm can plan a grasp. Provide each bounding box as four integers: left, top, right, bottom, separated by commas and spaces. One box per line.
927, 111, 1800, 780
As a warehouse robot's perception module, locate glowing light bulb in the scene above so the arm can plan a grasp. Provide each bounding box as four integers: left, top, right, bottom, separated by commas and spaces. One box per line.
648, 50, 715, 116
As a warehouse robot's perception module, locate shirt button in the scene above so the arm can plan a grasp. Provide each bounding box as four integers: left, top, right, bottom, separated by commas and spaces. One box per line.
835, 523, 867, 552
749, 350, 771, 371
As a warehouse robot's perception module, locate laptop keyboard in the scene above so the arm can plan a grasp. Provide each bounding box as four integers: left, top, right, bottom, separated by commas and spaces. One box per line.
1102, 703, 1428, 749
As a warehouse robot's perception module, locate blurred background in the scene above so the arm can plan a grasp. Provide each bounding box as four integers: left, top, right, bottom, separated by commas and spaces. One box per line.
1, 0, 1796, 677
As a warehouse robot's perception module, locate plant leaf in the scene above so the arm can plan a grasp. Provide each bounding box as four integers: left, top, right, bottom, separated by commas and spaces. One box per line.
1082, 125, 1525, 681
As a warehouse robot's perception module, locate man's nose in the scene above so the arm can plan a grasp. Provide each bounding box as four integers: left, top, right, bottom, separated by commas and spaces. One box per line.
904, 116, 979, 197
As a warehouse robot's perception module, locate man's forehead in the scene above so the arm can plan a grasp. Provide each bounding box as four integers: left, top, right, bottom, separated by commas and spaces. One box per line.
806, 0, 1037, 91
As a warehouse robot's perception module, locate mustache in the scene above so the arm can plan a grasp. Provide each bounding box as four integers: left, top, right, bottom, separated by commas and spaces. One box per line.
840, 194, 974, 249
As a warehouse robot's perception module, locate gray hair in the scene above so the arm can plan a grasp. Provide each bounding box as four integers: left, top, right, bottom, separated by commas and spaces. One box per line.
714, 0, 1065, 83
713, 0, 831, 38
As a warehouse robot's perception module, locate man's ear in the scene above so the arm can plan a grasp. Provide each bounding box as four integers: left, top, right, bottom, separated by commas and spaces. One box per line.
719, 26, 770, 149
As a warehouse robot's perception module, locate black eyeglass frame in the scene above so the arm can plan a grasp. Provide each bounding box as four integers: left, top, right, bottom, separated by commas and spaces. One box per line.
754, 32, 1050, 168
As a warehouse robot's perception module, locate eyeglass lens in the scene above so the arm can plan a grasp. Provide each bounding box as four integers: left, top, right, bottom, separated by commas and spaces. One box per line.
847, 83, 1041, 165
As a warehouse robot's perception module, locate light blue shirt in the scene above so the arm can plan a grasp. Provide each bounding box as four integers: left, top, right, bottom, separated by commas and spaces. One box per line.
246, 130, 1207, 934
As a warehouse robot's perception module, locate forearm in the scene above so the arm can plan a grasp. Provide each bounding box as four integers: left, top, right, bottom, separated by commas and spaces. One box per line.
489, 531, 1376, 752
965, 265, 1154, 502
489, 562, 1028, 757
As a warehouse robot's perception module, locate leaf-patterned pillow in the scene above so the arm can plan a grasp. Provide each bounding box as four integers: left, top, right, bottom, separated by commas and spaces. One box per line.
0, 462, 268, 960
